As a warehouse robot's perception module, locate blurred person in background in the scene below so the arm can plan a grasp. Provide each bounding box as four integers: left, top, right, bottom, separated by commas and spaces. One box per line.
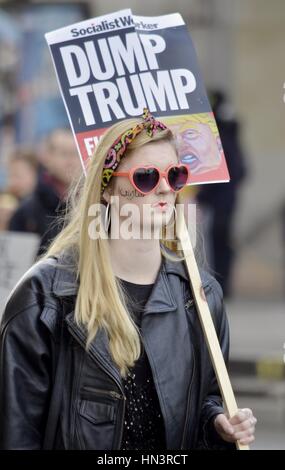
8, 127, 82, 255
0, 115, 16, 191
6, 149, 38, 200
0, 193, 18, 231
196, 90, 248, 298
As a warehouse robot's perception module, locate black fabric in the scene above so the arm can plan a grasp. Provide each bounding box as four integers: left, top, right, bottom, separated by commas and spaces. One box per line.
0, 250, 235, 450
43, 304, 68, 450
118, 279, 166, 450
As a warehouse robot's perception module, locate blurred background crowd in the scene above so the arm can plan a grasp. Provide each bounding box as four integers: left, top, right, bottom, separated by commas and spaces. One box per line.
0, 0, 284, 449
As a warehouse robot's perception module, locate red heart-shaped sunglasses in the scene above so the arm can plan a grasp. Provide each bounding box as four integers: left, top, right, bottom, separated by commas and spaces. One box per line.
113, 164, 190, 195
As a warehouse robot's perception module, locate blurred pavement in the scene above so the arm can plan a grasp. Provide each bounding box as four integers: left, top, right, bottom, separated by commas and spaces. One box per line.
225, 299, 285, 450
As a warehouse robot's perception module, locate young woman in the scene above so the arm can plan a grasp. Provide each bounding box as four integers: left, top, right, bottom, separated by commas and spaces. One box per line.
0, 110, 256, 450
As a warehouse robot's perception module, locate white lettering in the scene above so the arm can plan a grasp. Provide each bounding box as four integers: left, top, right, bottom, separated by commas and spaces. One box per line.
171, 68, 196, 109
84, 136, 99, 157
92, 81, 125, 122
140, 34, 166, 69
60, 45, 90, 87
116, 75, 146, 115
84, 39, 115, 80
139, 70, 179, 112
69, 85, 95, 125
108, 32, 148, 76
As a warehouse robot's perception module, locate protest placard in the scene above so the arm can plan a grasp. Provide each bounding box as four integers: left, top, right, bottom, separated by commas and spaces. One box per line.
45, 9, 229, 185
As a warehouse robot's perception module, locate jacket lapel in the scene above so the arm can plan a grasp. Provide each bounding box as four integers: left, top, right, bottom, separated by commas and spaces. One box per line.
144, 268, 177, 315
65, 311, 122, 388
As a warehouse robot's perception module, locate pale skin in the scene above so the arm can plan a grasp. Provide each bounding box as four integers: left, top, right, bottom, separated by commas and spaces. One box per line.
214, 408, 257, 446
103, 141, 177, 284
103, 140, 257, 445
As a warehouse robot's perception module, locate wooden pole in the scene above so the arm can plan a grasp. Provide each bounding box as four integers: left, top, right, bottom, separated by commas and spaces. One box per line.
175, 208, 249, 450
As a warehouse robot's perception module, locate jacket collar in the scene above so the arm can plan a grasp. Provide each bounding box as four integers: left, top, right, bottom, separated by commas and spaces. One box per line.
52, 250, 79, 297
52, 247, 211, 311
53, 246, 187, 286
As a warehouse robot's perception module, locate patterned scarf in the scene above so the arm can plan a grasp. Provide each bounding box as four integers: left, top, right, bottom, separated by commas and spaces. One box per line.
101, 108, 168, 195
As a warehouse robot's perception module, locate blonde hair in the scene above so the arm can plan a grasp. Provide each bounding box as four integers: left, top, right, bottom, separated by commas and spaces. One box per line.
44, 116, 183, 376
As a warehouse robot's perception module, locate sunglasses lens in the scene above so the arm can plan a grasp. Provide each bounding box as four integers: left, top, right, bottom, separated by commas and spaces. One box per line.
133, 168, 160, 193
168, 165, 189, 191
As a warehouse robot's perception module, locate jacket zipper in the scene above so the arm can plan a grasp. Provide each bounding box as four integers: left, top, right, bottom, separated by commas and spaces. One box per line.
82, 387, 123, 400
180, 334, 196, 449
66, 321, 126, 449
185, 299, 194, 310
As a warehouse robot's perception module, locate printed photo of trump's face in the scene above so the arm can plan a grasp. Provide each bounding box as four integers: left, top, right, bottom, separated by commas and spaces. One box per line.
169, 113, 223, 175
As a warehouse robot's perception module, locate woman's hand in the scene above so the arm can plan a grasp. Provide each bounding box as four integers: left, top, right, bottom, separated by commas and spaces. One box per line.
214, 408, 257, 446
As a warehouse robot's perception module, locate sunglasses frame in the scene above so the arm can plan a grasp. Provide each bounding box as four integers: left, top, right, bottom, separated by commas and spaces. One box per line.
113, 163, 190, 195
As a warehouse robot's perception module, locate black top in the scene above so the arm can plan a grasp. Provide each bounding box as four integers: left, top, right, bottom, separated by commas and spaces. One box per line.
118, 278, 166, 450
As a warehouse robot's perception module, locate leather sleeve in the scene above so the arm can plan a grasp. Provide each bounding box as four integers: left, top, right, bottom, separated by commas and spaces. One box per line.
0, 287, 53, 449
198, 278, 236, 450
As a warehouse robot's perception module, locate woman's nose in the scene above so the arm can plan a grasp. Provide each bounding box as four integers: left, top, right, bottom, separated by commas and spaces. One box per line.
156, 175, 170, 193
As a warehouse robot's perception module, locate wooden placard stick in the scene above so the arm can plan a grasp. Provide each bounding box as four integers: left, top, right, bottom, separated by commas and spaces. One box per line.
175, 207, 249, 451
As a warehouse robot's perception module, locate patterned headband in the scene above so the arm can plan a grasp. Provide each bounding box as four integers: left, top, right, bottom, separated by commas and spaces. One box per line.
101, 108, 168, 195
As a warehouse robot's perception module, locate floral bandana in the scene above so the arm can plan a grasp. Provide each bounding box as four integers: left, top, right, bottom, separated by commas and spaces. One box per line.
101, 108, 168, 195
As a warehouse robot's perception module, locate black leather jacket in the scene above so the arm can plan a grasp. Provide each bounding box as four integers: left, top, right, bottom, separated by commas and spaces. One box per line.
0, 251, 234, 450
